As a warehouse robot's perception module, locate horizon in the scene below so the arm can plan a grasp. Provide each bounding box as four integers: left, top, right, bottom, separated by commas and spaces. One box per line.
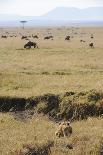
0, 0, 103, 16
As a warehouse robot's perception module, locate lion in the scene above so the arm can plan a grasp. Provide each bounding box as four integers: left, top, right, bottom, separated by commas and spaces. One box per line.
55, 121, 72, 138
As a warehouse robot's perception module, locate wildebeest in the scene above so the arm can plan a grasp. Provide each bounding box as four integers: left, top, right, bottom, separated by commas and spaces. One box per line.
55, 121, 72, 138
44, 36, 53, 40
32, 35, 38, 39
24, 41, 38, 49
10, 35, 17, 38
1, 35, 7, 38
91, 34, 94, 39
80, 40, 86, 43
89, 43, 94, 48
21, 36, 28, 39
65, 35, 70, 41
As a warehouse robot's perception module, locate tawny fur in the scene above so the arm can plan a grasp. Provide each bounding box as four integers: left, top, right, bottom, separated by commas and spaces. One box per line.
55, 121, 72, 138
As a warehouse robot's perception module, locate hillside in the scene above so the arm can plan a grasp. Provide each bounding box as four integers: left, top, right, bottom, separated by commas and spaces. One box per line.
0, 7, 103, 26
42, 7, 103, 20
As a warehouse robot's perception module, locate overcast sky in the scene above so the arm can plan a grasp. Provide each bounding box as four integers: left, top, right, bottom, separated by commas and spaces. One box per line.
0, 0, 103, 16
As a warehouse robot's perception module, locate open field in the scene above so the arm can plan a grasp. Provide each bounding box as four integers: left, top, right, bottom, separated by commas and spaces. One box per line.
0, 27, 103, 97
0, 113, 103, 155
0, 27, 103, 155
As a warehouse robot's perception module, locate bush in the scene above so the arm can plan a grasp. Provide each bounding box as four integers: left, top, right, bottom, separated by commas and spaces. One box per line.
59, 96, 74, 119
36, 101, 48, 113
86, 90, 103, 104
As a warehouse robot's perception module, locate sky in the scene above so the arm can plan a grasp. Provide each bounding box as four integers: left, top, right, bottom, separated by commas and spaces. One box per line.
0, 0, 103, 16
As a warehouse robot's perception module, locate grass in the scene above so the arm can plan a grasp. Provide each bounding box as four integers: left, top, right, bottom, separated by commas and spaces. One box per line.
0, 27, 103, 97
0, 113, 102, 155
0, 27, 103, 154
0, 47, 103, 97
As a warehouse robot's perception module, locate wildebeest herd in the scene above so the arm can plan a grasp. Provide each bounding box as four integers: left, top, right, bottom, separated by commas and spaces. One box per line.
23, 32, 94, 49
0, 30, 95, 49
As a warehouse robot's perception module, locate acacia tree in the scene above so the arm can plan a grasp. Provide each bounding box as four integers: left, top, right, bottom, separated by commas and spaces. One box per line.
20, 21, 27, 29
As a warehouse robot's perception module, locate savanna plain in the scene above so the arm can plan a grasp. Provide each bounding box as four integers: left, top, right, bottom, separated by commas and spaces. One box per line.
0, 27, 103, 155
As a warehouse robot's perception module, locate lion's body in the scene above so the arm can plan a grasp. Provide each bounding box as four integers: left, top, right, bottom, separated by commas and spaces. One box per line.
55, 121, 72, 138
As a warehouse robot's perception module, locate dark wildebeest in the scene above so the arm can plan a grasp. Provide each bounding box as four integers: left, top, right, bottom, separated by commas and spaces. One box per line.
80, 40, 86, 43
65, 36, 70, 41
44, 36, 53, 40
89, 43, 94, 48
10, 35, 17, 38
21, 36, 28, 39
49, 35, 53, 40
32, 35, 38, 39
24, 41, 38, 49
1, 35, 7, 38
91, 34, 94, 39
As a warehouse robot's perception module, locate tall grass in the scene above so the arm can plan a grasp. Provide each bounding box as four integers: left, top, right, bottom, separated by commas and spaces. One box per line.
0, 113, 102, 155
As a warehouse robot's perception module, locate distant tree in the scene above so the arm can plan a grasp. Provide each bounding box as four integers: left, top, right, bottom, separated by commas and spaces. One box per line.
20, 21, 27, 29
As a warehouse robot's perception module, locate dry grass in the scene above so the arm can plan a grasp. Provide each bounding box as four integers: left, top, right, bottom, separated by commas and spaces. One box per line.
0, 27, 103, 97
0, 113, 54, 155
0, 113, 102, 155
0, 27, 103, 155
52, 117, 103, 155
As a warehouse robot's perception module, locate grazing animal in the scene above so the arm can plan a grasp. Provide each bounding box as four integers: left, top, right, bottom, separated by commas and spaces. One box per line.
55, 121, 72, 138
65, 36, 70, 41
91, 34, 94, 39
44, 36, 53, 40
44, 36, 49, 40
80, 40, 86, 43
89, 43, 94, 48
49, 35, 53, 39
1, 35, 7, 38
24, 41, 38, 49
21, 36, 28, 39
32, 35, 38, 39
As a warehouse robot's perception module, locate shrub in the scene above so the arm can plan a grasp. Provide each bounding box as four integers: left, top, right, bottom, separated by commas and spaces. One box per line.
36, 101, 48, 113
